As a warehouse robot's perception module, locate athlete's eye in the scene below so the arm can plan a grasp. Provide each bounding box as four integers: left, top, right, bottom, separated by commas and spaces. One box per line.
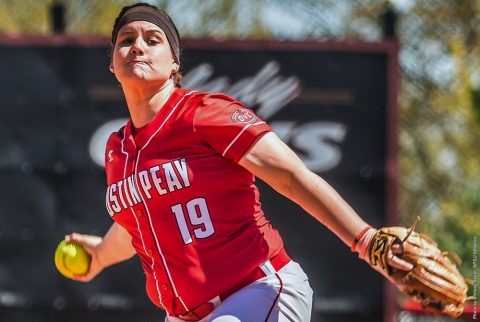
147, 38, 160, 46
121, 37, 134, 45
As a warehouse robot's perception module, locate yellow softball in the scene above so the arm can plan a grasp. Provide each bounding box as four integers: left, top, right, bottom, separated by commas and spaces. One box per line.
54, 240, 91, 278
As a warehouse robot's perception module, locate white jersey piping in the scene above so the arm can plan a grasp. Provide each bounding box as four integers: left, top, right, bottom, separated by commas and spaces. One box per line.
134, 90, 197, 313
222, 121, 266, 157
120, 127, 167, 311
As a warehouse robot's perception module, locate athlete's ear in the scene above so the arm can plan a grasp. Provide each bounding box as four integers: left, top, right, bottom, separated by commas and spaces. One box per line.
172, 62, 179, 73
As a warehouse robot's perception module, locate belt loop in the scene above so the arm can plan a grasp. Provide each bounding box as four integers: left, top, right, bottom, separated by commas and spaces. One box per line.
209, 295, 221, 307
259, 259, 276, 276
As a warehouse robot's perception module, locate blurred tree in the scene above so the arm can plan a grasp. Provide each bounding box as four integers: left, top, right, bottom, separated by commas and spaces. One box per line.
0, 0, 270, 38
0, 0, 132, 35
166, 0, 271, 39
349, 0, 480, 291
0, 0, 54, 34
64, 0, 131, 36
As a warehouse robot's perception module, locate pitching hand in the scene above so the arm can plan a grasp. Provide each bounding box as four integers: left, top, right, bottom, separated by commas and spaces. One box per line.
65, 233, 104, 282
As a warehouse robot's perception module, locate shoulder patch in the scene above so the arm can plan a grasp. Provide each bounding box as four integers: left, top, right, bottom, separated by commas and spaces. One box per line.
231, 108, 257, 124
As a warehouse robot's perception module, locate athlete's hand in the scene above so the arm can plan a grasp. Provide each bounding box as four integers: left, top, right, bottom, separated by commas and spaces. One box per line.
367, 226, 468, 317
65, 233, 105, 282
356, 228, 413, 271
385, 243, 414, 271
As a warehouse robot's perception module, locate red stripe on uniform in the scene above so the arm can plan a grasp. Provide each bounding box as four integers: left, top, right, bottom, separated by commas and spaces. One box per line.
264, 272, 283, 322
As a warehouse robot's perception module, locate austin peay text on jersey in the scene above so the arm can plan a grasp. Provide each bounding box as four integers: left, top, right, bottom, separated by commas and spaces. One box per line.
106, 158, 191, 216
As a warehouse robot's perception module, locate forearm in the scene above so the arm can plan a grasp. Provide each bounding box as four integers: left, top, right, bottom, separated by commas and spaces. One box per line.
97, 222, 136, 268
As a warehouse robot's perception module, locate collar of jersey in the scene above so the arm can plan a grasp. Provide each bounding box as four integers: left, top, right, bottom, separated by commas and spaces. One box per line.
124, 88, 187, 149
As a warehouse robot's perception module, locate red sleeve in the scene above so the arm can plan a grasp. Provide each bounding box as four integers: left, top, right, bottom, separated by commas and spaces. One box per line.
193, 93, 272, 163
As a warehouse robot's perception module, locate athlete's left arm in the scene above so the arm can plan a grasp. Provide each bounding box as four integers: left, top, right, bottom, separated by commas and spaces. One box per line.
238, 131, 369, 247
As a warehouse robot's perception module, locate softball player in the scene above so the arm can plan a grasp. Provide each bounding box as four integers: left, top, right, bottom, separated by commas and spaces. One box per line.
66, 3, 411, 321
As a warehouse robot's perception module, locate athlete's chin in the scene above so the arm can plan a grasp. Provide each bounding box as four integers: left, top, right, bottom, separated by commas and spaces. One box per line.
121, 72, 170, 85
118, 72, 151, 85
130, 69, 149, 79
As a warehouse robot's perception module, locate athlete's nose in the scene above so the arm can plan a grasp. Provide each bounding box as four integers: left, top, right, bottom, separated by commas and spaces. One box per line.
130, 38, 145, 55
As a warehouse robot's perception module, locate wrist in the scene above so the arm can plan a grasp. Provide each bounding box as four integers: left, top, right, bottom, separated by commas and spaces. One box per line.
351, 226, 377, 263
94, 239, 109, 269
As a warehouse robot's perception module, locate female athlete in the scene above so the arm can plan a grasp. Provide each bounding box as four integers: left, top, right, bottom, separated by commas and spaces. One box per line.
65, 3, 411, 321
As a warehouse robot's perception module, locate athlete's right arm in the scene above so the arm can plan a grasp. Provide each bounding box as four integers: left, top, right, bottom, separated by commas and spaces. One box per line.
65, 222, 136, 282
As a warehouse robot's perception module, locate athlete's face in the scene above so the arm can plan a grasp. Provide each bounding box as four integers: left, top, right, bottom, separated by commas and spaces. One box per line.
111, 20, 176, 87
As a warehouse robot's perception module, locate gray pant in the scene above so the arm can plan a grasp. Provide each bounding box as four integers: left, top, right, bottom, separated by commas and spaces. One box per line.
166, 260, 313, 322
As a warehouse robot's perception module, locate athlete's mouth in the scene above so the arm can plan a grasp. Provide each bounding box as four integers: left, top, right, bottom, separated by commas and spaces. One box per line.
128, 60, 148, 66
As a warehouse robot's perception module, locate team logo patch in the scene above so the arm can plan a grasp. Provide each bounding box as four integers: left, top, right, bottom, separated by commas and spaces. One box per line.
231, 109, 257, 124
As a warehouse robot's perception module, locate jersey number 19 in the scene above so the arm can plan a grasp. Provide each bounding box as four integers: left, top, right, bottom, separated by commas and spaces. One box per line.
171, 197, 215, 244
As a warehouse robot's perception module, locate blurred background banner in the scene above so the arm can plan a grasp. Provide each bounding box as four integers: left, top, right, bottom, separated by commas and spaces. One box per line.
0, 37, 396, 322
0, 1, 478, 322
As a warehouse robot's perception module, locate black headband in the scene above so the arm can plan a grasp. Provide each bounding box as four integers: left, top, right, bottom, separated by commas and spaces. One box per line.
112, 6, 180, 63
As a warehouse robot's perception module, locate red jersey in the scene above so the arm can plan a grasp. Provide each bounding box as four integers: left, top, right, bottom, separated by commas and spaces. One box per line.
104, 88, 284, 316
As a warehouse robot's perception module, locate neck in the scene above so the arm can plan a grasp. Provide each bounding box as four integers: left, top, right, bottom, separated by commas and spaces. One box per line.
123, 80, 176, 128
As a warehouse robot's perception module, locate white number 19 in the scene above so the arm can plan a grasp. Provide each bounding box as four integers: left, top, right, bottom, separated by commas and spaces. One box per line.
171, 198, 215, 245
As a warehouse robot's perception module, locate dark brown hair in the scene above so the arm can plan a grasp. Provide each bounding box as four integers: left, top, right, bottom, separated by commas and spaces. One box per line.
111, 2, 183, 87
